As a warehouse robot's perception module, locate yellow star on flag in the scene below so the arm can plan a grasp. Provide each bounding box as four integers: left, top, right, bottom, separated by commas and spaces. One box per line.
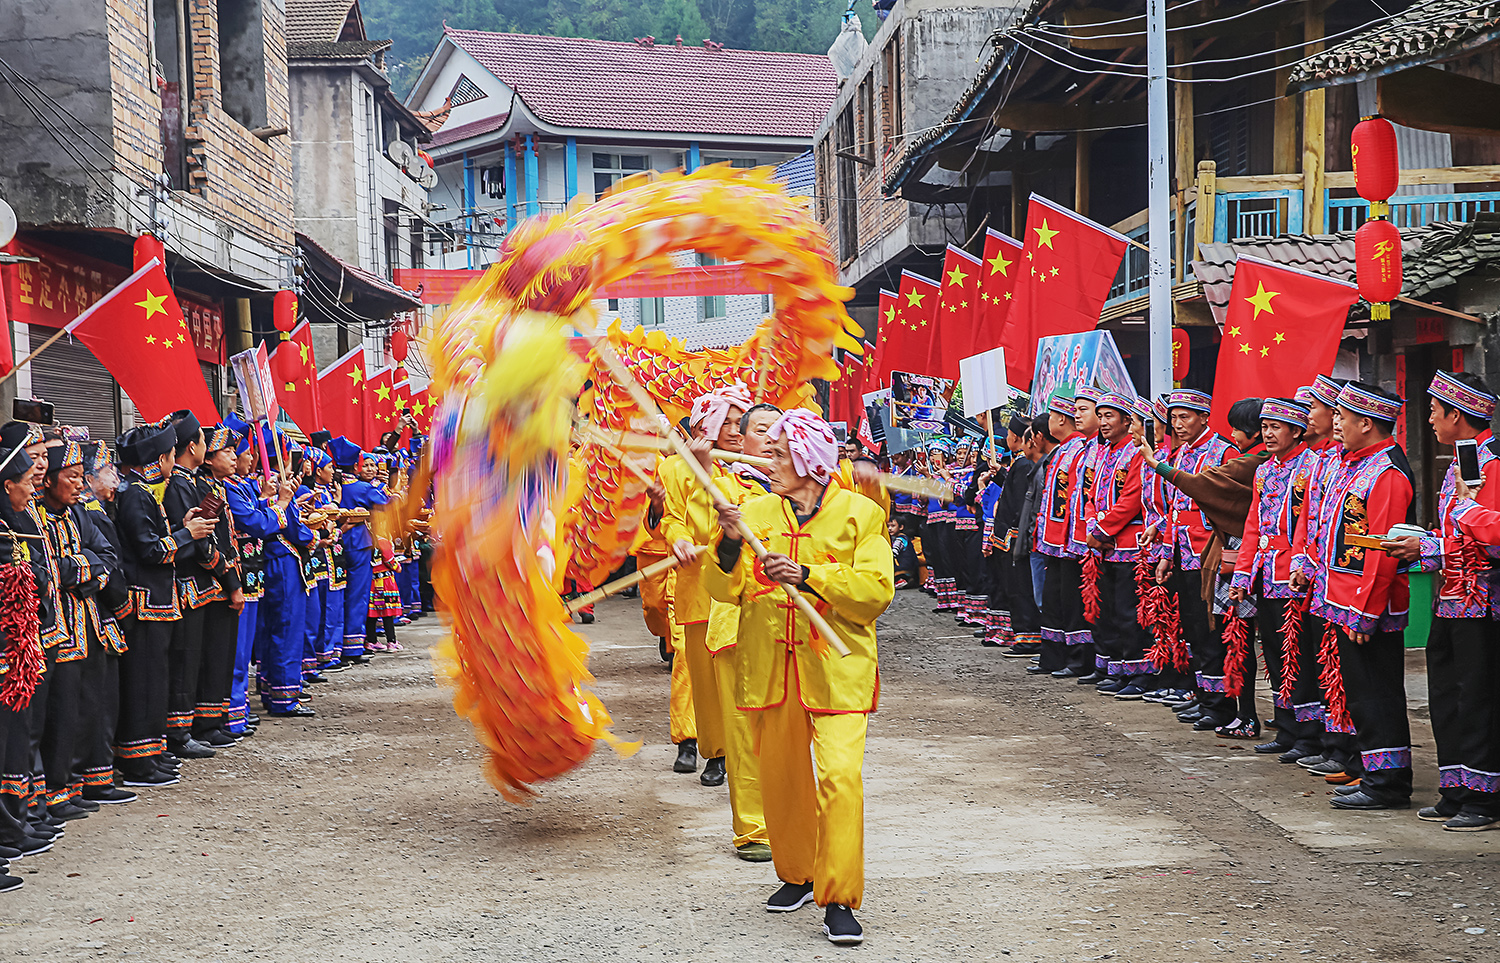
1238, 343, 1252, 354
1033, 219, 1059, 249
145, 334, 157, 345
988, 250, 1012, 276
1228, 326, 1241, 338
136, 290, 168, 320
349, 366, 364, 386
299, 342, 310, 364
945, 264, 970, 286
1259, 345, 1269, 358
905, 289, 925, 308
412, 400, 426, 417
883, 306, 895, 324
1049, 266, 1059, 277
375, 384, 392, 402
1273, 332, 1286, 344
1244, 281, 1280, 320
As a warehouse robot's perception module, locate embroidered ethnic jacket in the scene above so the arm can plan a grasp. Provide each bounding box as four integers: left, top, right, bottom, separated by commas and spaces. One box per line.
1035, 432, 1085, 558
224, 476, 282, 602
1307, 439, 1413, 634
1160, 428, 1237, 569
40, 501, 124, 661
1085, 436, 1145, 561
1418, 430, 1500, 619
1067, 435, 1104, 557
163, 465, 225, 610
1232, 442, 1319, 599
706, 486, 891, 712
114, 474, 197, 621
952, 467, 977, 532
1289, 438, 1343, 581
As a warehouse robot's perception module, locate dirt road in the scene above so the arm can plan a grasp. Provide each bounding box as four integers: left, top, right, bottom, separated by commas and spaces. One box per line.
3, 591, 1497, 961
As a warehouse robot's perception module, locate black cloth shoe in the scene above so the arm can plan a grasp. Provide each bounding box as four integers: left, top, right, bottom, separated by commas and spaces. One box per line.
1025, 664, 1049, 675
1330, 790, 1409, 811
0, 870, 22, 893
1444, 813, 1500, 832
766, 881, 816, 913
1177, 708, 1204, 723
47, 802, 90, 822
701, 756, 727, 787
1335, 782, 1365, 795
1051, 667, 1086, 678
0, 843, 20, 860
1192, 715, 1229, 731
673, 739, 698, 773
167, 737, 216, 759
304, 672, 328, 684
122, 769, 180, 788
578, 611, 595, 624
11, 835, 53, 856
823, 904, 864, 945
70, 797, 101, 812
1279, 747, 1314, 764
201, 729, 238, 748
658, 637, 671, 663
269, 705, 316, 718
82, 786, 137, 805
1216, 718, 1261, 740
1254, 741, 1291, 754
1006, 643, 1042, 658
1419, 804, 1460, 821
1306, 759, 1345, 776
1097, 679, 1126, 693
1076, 672, 1104, 685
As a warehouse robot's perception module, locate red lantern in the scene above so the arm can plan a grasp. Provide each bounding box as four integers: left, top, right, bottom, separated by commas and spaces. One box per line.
273, 290, 298, 335
390, 328, 409, 362
1171, 328, 1190, 382
1356, 219, 1402, 321
133, 233, 166, 272
1351, 116, 1399, 216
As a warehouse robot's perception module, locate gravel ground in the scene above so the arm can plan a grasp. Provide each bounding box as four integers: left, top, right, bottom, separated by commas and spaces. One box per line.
2, 589, 1497, 961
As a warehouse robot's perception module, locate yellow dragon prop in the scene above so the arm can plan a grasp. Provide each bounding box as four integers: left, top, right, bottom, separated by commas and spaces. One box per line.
424, 166, 860, 800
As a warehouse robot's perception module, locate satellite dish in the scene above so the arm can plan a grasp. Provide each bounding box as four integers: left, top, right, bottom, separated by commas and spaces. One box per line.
387, 140, 416, 171
0, 198, 15, 247
417, 165, 438, 189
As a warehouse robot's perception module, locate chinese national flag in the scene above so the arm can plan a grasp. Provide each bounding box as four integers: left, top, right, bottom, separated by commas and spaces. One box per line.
317, 347, 366, 446
871, 272, 941, 385
392, 379, 413, 445
408, 386, 433, 434
64, 258, 219, 423
363, 365, 396, 448
930, 245, 983, 380
1000, 195, 1129, 387
976, 229, 1023, 349
866, 289, 900, 387
1208, 255, 1359, 437
271, 320, 321, 438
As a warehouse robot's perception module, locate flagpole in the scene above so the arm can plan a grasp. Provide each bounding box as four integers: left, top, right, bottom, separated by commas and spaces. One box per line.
0, 326, 72, 388
1145, 0, 1173, 400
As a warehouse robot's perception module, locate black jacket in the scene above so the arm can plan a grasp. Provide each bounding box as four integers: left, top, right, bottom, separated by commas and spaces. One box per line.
115, 476, 195, 620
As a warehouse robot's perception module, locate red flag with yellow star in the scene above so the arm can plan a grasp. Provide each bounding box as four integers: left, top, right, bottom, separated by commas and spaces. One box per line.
317, 347, 366, 446
1209, 255, 1359, 437
1000, 195, 1129, 387
363, 365, 397, 449
271, 319, 322, 439
976, 229, 1023, 348
870, 273, 941, 387
930, 245, 983, 380
63, 257, 219, 423
408, 386, 433, 435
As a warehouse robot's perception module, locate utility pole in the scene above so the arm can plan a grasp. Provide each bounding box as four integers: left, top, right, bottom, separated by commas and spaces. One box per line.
1145, 0, 1172, 399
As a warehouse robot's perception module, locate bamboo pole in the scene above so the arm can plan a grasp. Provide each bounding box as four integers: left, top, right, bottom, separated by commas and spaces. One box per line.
566, 548, 701, 614
0, 327, 72, 387
585, 331, 853, 658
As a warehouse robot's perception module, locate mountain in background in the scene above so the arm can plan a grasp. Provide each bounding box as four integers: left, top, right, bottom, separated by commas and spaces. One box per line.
363, 0, 871, 97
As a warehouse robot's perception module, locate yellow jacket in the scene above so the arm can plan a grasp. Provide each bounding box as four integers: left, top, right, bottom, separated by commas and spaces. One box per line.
629, 455, 670, 556
706, 486, 893, 712
660, 454, 721, 625
705, 469, 774, 653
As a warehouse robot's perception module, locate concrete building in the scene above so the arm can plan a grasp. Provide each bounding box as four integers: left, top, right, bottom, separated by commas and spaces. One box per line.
403, 27, 836, 348
812, 0, 1027, 333
286, 0, 427, 365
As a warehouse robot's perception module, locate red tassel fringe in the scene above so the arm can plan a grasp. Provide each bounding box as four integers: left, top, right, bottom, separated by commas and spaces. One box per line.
0, 560, 42, 710
1082, 552, 1102, 624
1222, 614, 1251, 697
1318, 621, 1352, 731
1278, 595, 1306, 708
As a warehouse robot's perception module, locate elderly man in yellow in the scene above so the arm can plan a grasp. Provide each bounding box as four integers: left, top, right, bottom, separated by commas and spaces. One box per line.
707, 408, 893, 947
665, 384, 755, 790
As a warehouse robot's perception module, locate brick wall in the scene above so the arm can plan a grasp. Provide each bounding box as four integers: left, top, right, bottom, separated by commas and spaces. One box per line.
105, 0, 294, 248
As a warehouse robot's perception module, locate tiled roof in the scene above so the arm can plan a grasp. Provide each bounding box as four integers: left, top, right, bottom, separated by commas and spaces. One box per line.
286, 39, 390, 61
286, 0, 362, 44
1402, 212, 1500, 298
443, 28, 836, 138
1289, 0, 1500, 88
1192, 229, 1430, 326
428, 113, 510, 149
295, 232, 422, 310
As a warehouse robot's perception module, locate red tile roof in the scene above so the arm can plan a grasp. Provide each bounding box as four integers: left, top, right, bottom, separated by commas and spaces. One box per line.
428, 113, 510, 148
442, 28, 836, 138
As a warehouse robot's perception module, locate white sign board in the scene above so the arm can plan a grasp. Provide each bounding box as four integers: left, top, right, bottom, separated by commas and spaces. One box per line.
959, 347, 1010, 417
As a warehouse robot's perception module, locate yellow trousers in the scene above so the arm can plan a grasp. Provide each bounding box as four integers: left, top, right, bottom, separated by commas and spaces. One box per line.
638, 551, 671, 640
754, 668, 868, 909
668, 614, 696, 745
713, 647, 768, 848
680, 622, 725, 758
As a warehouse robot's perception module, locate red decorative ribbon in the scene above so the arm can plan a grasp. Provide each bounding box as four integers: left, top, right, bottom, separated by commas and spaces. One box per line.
1222, 614, 1251, 697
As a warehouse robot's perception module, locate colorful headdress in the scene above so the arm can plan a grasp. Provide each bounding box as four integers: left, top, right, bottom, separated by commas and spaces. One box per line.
1337, 383, 1403, 422
1152, 396, 1171, 424
328, 437, 363, 469
1293, 385, 1316, 405
1095, 392, 1136, 416
1310, 374, 1343, 408
1073, 384, 1103, 403
1166, 389, 1212, 414
169, 409, 202, 446
303, 446, 333, 471
45, 440, 84, 473
115, 424, 175, 467
1130, 396, 1153, 422
766, 409, 839, 484
0, 422, 44, 451
86, 442, 111, 474
689, 383, 755, 440
205, 424, 237, 453
1260, 398, 1311, 429
1428, 370, 1497, 421
1048, 393, 1078, 418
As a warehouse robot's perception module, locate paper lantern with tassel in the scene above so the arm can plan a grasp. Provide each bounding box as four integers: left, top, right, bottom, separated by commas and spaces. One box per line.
1352, 116, 1399, 217
272, 290, 298, 334
1356, 218, 1402, 321
390, 328, 409, 363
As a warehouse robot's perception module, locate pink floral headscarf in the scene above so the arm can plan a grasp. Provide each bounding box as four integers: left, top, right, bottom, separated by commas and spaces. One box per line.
767, 409, 839, 484
689, 383, 755, 440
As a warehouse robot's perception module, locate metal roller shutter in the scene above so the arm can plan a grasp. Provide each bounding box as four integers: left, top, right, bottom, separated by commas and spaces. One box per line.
27, 334, 120, 442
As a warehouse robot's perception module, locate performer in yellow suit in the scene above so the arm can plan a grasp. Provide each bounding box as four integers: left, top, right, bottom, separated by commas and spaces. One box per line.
707, 408, 893, 947
632, 463, 697, 769
664, 384, 754, 788
705, 402, 783, 862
